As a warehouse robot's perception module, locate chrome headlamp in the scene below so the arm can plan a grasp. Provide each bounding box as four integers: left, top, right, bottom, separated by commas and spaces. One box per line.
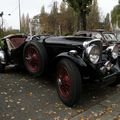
107, 45, 118, 59
86, 45, 100, 64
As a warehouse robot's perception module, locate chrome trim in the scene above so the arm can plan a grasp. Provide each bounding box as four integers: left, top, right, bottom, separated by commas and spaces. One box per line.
104, 61, 113, 71
107, 44, 118, 59
0, 50, 6, 64
100, 61, 113, 73
83, 39, 100, 48
86, 45, 100, 64
68, 50, 77, 55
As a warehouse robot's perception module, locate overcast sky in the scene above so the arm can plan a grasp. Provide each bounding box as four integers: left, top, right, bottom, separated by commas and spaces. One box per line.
0, 0, 118, 29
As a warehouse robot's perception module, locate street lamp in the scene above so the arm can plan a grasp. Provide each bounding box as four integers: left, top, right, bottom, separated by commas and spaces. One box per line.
18, 0, 21, 32
0, 12, 3, 29
0, 11, 4, 36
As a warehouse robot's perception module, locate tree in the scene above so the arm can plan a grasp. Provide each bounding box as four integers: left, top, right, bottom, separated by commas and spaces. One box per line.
65, 5, 77, 34
58, 1, 67, 35
60, 1, 66, 13
49, 1, 58, 34
21, 13, 30, 34
58, 2, 76, 35
0, 12, 4, 37
21, 14, 26, 33
4, 27, 19, 35
25, 14, 30, 33
87, 0, 100, 29
104, 13, 111, 31
30, 15, 40, 35
39, 6, 49, 34
64, 0, 92, 30
111, 1, 120, 29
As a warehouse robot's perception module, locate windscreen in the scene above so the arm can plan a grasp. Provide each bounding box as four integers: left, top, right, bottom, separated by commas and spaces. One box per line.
103, 33, 118, 42
116, 33, 120, 41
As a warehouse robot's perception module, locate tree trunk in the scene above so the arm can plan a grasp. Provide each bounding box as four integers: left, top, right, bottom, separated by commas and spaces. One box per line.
77, 8, 87, 31
80, 10, 86, 30
77, 13, 80, 31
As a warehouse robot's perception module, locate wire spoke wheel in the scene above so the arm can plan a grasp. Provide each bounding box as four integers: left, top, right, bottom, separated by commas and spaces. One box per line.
23, 41, 47, 76
56, 59, 81, 107
57, 65, 71, 98
24, 45, 40, 72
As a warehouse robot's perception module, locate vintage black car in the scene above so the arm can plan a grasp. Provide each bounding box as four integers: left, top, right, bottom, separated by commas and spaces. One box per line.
0, 34, 120, 107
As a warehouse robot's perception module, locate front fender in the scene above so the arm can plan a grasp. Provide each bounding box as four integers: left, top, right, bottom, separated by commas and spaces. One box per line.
54, 52, 87, 67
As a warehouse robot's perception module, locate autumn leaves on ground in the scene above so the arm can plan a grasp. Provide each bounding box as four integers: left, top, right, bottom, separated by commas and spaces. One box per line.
0, 66, 120, 120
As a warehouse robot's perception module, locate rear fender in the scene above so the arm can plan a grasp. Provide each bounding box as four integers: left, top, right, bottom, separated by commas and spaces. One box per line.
54, 52, 87, 68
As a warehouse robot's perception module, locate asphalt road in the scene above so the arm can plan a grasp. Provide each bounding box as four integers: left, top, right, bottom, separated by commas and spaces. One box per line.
0, 66, 120, 120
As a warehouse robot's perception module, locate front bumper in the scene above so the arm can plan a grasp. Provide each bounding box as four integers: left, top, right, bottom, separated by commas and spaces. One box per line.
102, 64, 120, 86
88, 60, 120, 85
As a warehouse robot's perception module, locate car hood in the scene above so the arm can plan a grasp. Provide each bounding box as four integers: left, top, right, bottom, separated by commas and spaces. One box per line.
44, 36, 97, 46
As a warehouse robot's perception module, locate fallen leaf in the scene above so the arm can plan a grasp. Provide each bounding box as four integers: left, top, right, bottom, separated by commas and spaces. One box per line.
54, 116, 60, 120
21, 108, 25, 111
11, 116, 15, 119
106, 107, 113, 113
28, 92, 32, 96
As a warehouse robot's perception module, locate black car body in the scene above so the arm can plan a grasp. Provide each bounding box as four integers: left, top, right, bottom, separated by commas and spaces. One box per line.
0, 34, 120, 107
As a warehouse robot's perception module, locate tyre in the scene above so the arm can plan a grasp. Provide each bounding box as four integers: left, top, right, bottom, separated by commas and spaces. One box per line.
23, 41, 47, 76
56, 58, 82, 107
0, 63, 5, 73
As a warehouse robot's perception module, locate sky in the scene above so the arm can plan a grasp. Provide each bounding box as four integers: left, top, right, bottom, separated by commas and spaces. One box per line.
0, 0, 119, 29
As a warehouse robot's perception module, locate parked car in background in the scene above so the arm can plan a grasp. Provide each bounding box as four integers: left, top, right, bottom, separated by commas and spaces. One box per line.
115, 31, 120, 41
0, 34, 120, 107
74, 29, 120, 49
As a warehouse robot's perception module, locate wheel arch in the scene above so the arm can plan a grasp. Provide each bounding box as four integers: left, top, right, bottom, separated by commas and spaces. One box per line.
52, 52, 87, 69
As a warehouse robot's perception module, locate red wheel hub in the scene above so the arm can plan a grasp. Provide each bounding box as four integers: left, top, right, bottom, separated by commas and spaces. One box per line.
24, 45, 40, 73
57, 65, 71, 98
